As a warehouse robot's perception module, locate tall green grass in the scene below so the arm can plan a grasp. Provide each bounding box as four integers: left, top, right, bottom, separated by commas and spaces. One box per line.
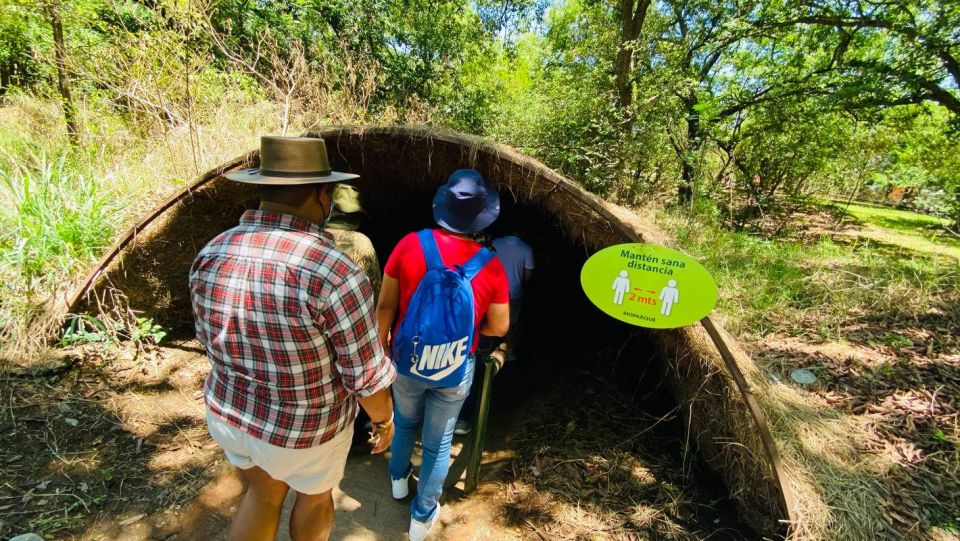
0, 153, 125, 347
0, 92, 284, 352
0, 156, 121, 282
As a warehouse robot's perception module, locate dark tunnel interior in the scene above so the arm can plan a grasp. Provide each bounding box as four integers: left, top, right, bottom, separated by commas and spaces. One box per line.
344, 172, 701, 453
350, 174, 664, 400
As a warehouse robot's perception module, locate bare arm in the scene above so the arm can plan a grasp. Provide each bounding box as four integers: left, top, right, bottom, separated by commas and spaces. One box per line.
358, 387, 392, 423
375, 275, 400, 352
479, 302, 510, 337
364, 279, 397, 454
523, 268, 534, 283
358, 387, 393, 454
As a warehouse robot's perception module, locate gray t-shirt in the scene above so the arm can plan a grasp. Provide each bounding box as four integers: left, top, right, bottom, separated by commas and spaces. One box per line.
492, 236, 535, 299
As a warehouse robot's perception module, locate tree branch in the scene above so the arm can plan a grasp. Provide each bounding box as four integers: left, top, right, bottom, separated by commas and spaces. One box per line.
761, 13, 960, 87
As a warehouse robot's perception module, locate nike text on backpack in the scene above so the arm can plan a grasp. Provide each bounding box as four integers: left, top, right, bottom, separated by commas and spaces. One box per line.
392, 230, 493, 387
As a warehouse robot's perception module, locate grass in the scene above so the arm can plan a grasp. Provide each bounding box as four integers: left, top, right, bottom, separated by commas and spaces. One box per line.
659, 204, 960, 539
658, 207, 959, 339
830, 201, 960, 260
0, 94, 282, 352
0, 80, 428, 353
0, 156, 122, 283
0, 154, 124, 348
839, 201, 951, 231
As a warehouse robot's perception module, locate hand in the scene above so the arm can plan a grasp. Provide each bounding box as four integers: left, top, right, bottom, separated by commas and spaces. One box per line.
368, 423, 394, 454
489, 346, 507, 374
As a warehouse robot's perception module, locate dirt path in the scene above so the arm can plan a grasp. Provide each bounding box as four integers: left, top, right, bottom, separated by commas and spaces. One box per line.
0, 340, 526, 540
192, 359, 525, 540
105, 437, 522, 541
269, 443, 518, 540
2, 338, 757, 540
157, 428, 523, 541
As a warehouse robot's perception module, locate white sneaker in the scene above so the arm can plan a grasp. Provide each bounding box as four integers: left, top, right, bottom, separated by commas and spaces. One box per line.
391, 469, 411, 499
408, 506, 440, 541
454, 420, 471, 435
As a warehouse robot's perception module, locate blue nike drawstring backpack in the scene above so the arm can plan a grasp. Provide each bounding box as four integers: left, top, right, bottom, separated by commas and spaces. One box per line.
392, 230, 493, 387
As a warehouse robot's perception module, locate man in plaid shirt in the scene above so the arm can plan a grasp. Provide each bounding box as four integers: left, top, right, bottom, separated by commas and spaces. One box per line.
190, 136, 395, 541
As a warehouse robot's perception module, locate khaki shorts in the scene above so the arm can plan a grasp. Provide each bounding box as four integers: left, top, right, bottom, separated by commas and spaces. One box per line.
205, 410, 353, 494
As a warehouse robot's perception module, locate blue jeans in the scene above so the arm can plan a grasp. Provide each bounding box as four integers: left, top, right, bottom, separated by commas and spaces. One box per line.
388, 358, 475, 522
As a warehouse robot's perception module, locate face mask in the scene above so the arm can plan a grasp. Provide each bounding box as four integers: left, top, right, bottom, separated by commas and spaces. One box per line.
319, 186, 333, 228
323, 203, 334, 227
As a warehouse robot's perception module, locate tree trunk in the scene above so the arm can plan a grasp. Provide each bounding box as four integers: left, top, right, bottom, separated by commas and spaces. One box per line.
615, 0, 652, 112
613, 0, 652, 200
952, 187, 960, 231
678, 92, 700, 205
614, 1, 635, 112
47, 1, 78, 145
0, 66, 9, 95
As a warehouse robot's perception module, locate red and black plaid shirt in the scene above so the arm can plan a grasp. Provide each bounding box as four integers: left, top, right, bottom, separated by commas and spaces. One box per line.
189, 210, 395, 449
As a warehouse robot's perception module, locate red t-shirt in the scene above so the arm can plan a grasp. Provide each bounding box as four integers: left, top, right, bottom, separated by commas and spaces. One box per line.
384, 229, 510, 352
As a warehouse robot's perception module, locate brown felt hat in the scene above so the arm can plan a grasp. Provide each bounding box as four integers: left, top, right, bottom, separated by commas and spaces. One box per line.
225, 136, 359, 185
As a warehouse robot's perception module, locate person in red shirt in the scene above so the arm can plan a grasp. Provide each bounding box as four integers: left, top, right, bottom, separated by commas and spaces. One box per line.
376, 169, 510, 540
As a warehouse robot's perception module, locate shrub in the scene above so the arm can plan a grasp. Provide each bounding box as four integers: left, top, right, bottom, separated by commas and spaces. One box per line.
0, 151, 123, 346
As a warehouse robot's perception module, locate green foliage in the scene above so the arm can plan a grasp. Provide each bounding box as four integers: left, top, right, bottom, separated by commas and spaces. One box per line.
3, 0, 957, 217
0, 152, 120, 286
726, 101, 853, 226
0, 0, 46, 89
888, 108, 960, 226
0, 89, 278, 349
59, 314, 112, 346
881, 332, 913, 352
482, 0, 673, 201
0, 145, 124, 349
752, 0, 960, 118
60, 313, 167, 348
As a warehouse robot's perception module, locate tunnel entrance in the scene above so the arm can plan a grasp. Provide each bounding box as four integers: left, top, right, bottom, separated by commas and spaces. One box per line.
356, 175, 656, 386
354, 181, 753, 537
60, 127, 789, 538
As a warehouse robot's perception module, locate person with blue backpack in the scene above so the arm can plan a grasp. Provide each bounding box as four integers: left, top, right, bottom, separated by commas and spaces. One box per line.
375, 169, 510, 540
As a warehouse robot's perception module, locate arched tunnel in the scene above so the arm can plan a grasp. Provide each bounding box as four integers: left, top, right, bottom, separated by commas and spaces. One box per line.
61, 126, 792, 539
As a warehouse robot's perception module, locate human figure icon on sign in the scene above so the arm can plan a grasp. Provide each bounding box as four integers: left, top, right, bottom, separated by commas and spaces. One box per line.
612, 271, 631, 305
659, 279, 679, 316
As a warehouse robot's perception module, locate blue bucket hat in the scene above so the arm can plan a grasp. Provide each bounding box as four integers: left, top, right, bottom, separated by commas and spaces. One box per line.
432, 169, 500, 234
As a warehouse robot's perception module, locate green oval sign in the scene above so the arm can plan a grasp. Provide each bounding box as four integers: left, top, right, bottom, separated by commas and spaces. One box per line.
580, 243, 717, 329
